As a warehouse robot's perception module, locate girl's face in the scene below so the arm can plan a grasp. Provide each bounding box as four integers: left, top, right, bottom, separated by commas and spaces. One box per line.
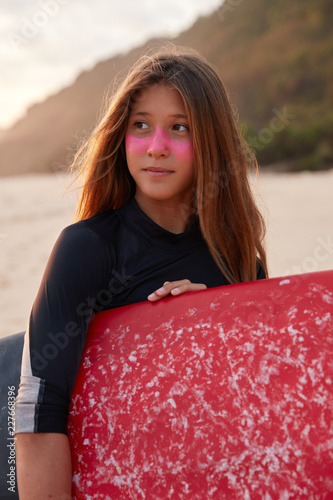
125, 84, 195, 210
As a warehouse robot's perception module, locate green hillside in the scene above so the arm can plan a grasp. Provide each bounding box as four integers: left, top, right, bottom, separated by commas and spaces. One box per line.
0, 0, 332, 176
178, 0, 333, 170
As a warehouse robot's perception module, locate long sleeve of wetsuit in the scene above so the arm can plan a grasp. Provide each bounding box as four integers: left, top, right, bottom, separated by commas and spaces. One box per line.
15, 222, 113, 434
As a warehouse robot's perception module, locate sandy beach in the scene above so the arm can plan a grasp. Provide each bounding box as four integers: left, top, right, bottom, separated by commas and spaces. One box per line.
1, 170, 332, 338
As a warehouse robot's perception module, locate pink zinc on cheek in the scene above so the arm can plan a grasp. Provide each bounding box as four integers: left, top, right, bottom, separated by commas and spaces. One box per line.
171, 138, 194, 162
125, 133, 150, 155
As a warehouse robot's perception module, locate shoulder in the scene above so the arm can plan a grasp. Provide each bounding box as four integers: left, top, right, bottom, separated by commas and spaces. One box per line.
57, 210, 116, 253
46, 210, 118, 281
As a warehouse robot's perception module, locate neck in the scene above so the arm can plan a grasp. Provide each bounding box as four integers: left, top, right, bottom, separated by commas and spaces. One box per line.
134, 194, 195, 234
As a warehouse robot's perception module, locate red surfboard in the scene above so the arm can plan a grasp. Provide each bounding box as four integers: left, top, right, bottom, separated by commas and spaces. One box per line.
67, 270, 333, 499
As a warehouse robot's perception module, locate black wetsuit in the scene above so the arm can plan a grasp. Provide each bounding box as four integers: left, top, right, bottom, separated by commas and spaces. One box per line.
16, 198, 265, 435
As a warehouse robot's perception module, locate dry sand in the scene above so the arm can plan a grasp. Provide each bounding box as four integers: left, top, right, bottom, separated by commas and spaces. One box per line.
1, 170, 332, 338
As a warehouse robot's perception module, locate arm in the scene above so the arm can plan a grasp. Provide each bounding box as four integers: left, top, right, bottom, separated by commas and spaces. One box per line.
16, 433, 72, 500
15, 224, 111, 496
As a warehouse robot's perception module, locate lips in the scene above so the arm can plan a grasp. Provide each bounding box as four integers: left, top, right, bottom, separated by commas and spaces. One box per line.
144, 167, 173, 177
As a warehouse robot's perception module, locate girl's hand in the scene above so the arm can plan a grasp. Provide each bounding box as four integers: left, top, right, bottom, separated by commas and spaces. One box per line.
148, 279, 207, 302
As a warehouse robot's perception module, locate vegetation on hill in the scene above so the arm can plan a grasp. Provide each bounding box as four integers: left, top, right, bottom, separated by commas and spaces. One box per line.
0, 0, 332, 176
178, 0, 333, 171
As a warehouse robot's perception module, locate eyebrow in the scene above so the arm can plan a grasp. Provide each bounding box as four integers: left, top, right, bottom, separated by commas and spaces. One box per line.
130, 111, 188, 120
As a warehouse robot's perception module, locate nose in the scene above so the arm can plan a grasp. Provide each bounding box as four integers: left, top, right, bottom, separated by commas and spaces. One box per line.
147, 127, 170, 159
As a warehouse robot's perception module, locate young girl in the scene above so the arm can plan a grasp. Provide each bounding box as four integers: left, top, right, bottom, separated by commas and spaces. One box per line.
15, 44, 267, 498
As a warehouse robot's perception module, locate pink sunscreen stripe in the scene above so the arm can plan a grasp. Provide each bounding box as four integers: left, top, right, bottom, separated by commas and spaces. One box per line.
126, 127, 194, 161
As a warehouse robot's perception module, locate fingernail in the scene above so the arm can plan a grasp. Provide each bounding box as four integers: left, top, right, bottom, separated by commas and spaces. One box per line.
172, 288, 180, 294
148, 293, 156, 300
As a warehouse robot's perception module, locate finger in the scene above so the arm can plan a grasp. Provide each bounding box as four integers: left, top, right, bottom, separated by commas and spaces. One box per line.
147, 281, 206, 301
147, 280, 191, 302
170, 283, 207, 295
154, 280, 191, 297
158, 279, 191, 295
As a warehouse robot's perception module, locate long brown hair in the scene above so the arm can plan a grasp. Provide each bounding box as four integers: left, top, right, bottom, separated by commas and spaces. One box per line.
71, 44, 268, 283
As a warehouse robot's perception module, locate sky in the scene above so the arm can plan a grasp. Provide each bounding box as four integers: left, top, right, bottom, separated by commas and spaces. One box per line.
0, 0, 222, 130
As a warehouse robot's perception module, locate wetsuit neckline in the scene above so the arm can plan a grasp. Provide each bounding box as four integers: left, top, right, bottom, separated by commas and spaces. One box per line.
116, 198, 203, 252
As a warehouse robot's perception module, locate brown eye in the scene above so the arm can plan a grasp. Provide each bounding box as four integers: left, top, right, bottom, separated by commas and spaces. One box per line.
134, 121, 149, 130
173, 124, 189, 132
